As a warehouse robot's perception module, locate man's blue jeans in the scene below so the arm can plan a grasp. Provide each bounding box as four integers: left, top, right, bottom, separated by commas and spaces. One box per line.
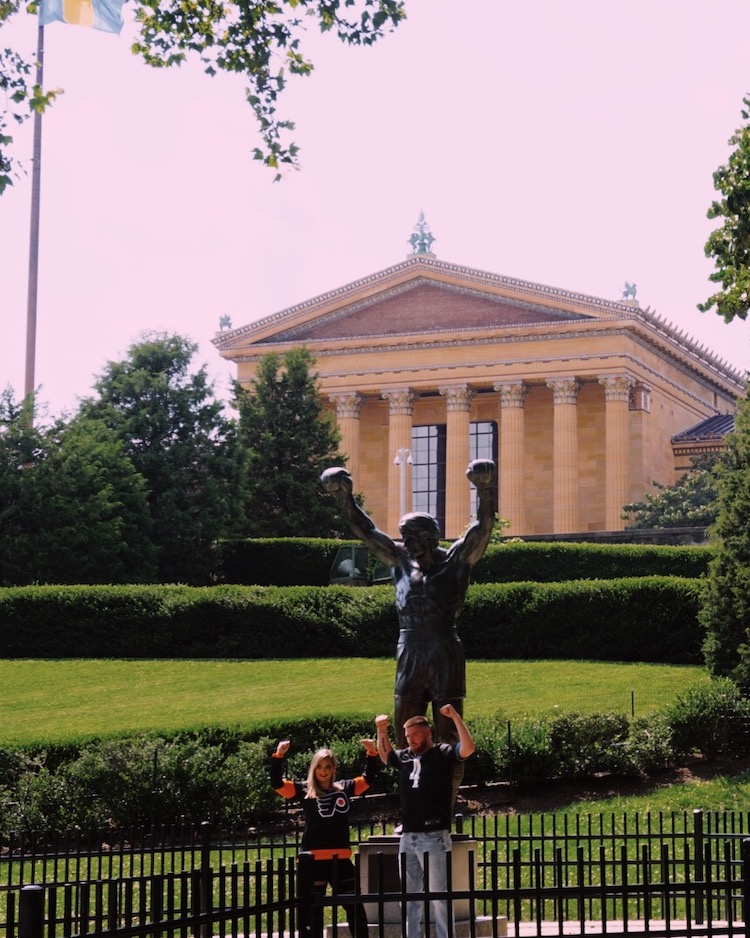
399, 830, 453, 938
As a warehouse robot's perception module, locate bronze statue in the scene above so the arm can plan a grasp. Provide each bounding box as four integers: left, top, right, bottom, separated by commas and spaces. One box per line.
321, 459, 495, 749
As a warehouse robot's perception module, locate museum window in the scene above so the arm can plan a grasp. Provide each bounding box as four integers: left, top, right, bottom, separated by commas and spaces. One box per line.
470, 420, 498, 518
410, 421, 497, 534
411, 424, 446, 534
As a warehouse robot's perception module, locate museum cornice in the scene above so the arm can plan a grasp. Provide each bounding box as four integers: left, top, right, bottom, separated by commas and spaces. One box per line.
315, 352, 725, 415
230, 323, 743, 399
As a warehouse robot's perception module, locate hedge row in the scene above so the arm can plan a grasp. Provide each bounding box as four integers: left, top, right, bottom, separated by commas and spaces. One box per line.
213, 538, 711, 586
472, 541, 711, 583
4, 679, 749, 834
212, 538, 352, 587
0, 577, 703, 663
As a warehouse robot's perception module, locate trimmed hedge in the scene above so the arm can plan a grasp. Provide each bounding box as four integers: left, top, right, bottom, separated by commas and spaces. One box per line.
473, 541, 711, 583
460, 577, 703, 664
214, 537, 711, 586
0, 577, 702, 663
5, 678, 750, 834
212, 538, 361, 586
0, 584, 398, 659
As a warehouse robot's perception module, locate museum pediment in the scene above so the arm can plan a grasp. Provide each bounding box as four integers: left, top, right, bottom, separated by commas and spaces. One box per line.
215, 256, 629, 351
261, 280, 594, 343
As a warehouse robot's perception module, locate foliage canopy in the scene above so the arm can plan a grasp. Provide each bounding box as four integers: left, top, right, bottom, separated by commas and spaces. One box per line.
0, 0, 406, 193
79, 332, 241, 584
699, 95, 750, 323
235, 345, 348, 537
700, 386, 750, 689
621, 454, 722, 530
0, 388, 157, 584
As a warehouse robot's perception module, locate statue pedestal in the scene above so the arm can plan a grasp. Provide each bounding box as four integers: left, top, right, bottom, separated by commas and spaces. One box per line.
344, 833, 507, 937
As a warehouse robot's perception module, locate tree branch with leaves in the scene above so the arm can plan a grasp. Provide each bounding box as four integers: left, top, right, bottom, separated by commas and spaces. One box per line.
699, 95, 750, 323
0, 0, 405, 193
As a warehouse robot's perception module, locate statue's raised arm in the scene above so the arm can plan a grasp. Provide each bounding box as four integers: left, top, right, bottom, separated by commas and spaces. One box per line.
456, 458, 496, 566
320, 467, 401, 567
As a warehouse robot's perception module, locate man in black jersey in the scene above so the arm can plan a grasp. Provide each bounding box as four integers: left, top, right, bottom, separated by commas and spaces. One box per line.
374, 705, 475, 938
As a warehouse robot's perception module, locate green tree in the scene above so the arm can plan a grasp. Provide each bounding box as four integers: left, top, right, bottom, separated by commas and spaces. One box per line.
235, 346, 347, 537
699, 95, 750, 322
700, 387, 750, 689
28, 417, 158, 583
621, 454, 722, 529
0, 389, 157, 584
80, 332, 241, 584
1, 0, 405, 192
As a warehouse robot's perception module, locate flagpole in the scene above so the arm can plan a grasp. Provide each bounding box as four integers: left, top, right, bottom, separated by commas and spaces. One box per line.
24, 15, 45, 411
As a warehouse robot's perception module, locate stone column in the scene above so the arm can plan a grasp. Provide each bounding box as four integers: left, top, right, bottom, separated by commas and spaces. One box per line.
547, 377, 581, 534
382, 389, 418, 536
599, 374, 635, 531
495, 380, 528, 536
439, 384, 474, 538
329, 392, 364, 488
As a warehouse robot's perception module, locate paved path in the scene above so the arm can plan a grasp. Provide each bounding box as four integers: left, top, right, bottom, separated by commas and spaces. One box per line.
510, 922, 737, 937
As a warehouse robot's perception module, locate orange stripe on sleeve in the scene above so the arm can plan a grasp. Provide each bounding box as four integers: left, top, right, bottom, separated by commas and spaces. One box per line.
353, 776, 370, 796
274, 780, 296, 799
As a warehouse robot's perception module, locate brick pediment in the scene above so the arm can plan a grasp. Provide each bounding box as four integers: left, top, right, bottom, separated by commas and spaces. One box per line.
262, 281, 591, 343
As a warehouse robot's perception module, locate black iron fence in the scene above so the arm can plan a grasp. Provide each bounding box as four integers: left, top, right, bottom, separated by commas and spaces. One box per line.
3, 810, 750, 937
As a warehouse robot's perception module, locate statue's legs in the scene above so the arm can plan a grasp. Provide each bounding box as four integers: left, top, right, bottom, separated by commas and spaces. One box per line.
432, 696, 465, 811
394, 694, 429, 748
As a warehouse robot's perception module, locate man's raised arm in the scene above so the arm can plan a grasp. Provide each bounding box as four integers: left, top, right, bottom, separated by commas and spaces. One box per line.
320, 467, 401, 567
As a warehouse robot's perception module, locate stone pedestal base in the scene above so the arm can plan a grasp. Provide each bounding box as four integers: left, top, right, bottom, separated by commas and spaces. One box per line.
324, 916, 508, 937
340, 834, 506, 936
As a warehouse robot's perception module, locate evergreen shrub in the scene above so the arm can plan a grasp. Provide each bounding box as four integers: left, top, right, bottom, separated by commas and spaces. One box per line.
0, 578, 701, 662
0, 584, 397, 659
665, 678, 750, 760
473, 541, 711, 584
213, 538, 350, 586
1, 684, 746, 836
212, 538, 711, 587
461, 577, 703, 663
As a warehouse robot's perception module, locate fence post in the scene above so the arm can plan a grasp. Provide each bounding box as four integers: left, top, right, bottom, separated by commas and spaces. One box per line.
199, 821, 212, 938
742, 838, 750, 931
693, 809, 704, 925
506, 721, 513, 790
297, 851, 316, 938
19, 885, 44, 938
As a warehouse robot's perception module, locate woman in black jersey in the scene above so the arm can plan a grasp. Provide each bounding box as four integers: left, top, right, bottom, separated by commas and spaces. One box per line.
271, 737, 379, 938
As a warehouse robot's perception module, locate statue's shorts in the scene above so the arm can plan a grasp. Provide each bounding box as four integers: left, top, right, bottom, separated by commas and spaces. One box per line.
395, 630, 466, 702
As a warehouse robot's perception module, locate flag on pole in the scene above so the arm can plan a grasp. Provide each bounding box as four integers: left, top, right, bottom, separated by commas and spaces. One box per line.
40, 0, 126, 34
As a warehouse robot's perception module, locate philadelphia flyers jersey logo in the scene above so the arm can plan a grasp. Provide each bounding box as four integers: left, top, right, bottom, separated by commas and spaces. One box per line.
317, 790, 351, 818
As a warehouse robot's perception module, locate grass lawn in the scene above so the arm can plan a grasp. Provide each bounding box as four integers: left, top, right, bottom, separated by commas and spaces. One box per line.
1, 658, 709, 746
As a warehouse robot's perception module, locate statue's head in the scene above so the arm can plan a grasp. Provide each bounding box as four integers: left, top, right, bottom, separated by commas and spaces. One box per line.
398, 512, 441, 539
399, 513, 441, 560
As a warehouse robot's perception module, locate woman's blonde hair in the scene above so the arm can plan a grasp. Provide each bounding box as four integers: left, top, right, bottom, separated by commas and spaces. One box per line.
305, 748, 341, 799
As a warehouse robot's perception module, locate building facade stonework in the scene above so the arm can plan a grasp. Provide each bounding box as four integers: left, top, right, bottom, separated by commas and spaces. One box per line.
214, 255, 744, 539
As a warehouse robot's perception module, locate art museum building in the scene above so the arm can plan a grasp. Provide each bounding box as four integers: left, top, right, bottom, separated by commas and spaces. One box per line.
214, 243, 745, 540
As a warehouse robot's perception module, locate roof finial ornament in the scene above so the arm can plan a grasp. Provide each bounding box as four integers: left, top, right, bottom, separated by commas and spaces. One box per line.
621, 281, 639, 308
408, 211, 436, 257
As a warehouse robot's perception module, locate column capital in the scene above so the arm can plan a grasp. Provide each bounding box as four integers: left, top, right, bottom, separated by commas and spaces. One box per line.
438, 384, 474, 412
382, 388, 418, 416
329, 391, 365, 419
547, 377, 581, 405
494, 380, 529, 408
598, 374, 635, 403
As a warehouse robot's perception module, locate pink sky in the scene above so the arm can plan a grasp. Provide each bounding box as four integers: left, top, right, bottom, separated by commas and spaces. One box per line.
1, 0, 749, 419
